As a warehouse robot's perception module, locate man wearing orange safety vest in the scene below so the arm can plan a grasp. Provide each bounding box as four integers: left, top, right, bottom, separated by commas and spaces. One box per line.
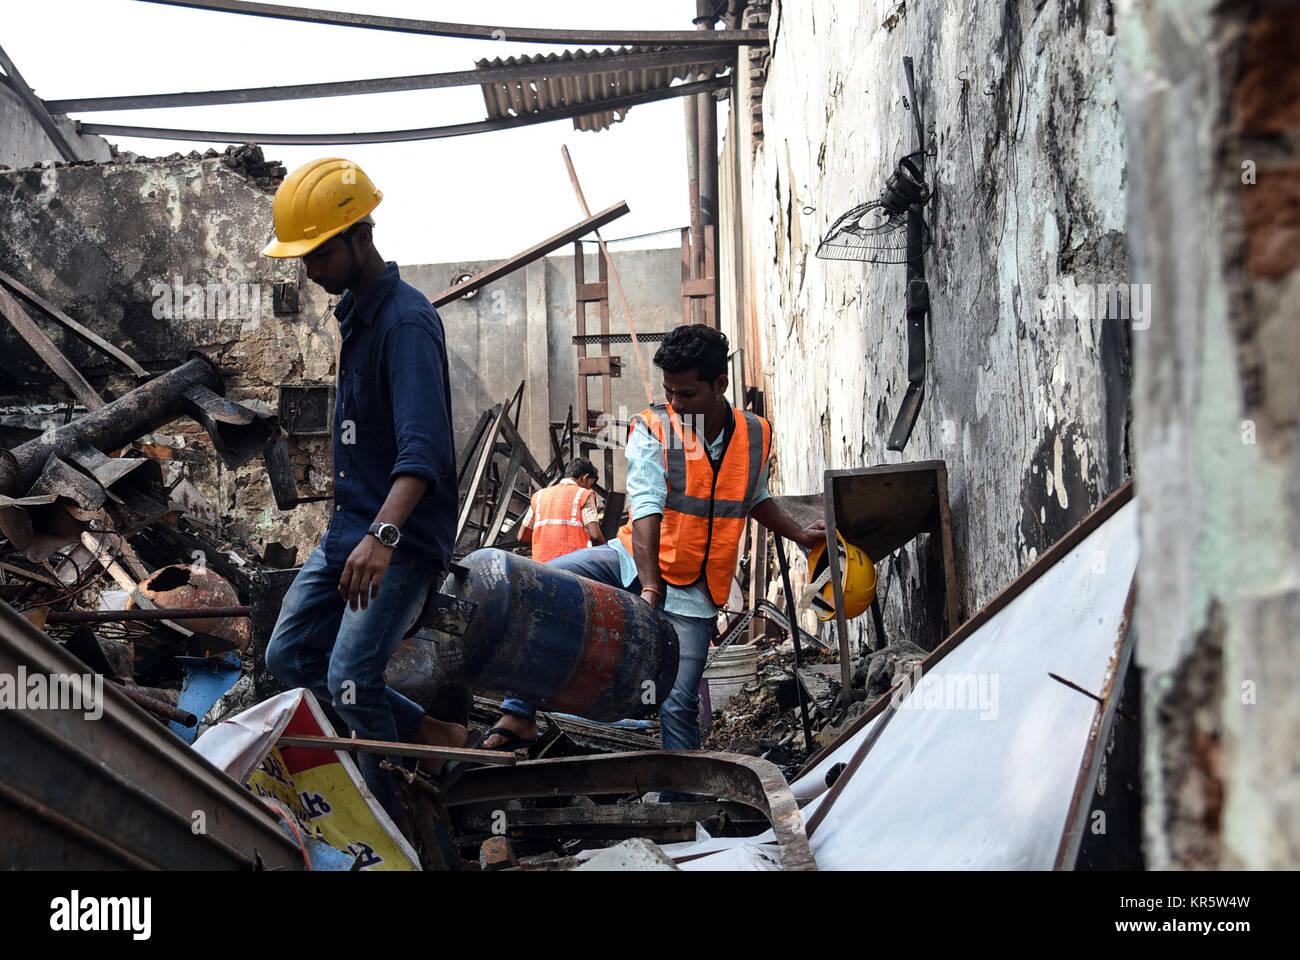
518, 457, 605, 563
485, 325, 824, 771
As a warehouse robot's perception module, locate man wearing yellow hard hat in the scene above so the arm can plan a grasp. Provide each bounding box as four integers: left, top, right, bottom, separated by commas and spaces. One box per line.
261, 158, 466, 833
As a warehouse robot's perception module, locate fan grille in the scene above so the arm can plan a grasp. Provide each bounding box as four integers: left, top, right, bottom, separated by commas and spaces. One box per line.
815, 203, 932, 264
816, 153, 933, 264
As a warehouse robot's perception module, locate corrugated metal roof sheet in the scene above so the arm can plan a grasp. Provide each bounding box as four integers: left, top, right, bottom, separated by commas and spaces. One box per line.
476, 46, 728, 132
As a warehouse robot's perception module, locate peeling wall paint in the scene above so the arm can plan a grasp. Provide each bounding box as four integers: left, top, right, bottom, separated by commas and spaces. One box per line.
1119, 0, 1300, 868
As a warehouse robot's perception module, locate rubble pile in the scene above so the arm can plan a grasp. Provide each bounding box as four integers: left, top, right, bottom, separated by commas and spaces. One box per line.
218, 143, 288, 192
2, 502, 287, 737
0, 333, 300, 739
704, 631, 927, 775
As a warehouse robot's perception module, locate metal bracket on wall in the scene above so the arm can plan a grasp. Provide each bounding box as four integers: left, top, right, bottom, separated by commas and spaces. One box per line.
887, 56, 932, 452
887, 273, 929, 450
277, 384, 333, 436
271, 282, 299, 315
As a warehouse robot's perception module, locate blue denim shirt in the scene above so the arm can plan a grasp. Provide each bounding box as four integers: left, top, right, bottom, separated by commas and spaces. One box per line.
324, 262, 457, 567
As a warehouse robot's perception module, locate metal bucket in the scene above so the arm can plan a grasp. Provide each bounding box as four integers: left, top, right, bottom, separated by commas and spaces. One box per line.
418, 548, 679, 722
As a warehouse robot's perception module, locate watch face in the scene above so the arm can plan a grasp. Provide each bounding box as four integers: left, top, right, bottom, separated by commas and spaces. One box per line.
379, 524, 399, 547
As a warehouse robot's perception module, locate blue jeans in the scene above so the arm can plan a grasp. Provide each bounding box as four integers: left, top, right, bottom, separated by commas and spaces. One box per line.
265, 545, 440, 820
499, 545, 715, 752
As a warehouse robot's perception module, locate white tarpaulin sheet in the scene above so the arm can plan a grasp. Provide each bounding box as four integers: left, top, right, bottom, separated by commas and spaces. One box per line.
192, 686, 305, 785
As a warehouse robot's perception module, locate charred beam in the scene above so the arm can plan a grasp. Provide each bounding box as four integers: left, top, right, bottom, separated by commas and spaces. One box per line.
0, 268, 147, 378
0, 356, 278, 498
0, 284, 103, 410
43, 606, 251, 624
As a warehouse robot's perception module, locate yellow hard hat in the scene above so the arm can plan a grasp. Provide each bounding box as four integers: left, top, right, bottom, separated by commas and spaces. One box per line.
800, 533, 877, 621
262, 158, 383, 258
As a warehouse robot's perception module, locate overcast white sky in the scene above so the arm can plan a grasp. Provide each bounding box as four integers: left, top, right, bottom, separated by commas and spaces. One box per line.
5, 0, 723, 265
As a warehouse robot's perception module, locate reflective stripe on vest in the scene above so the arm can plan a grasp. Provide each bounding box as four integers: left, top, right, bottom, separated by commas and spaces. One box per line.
531, 483, 593, 564
616, 404, 771, 605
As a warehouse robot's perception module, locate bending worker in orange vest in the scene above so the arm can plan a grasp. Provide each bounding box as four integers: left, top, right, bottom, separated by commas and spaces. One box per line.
518, 457, 605, 563
485, 324, 825, 768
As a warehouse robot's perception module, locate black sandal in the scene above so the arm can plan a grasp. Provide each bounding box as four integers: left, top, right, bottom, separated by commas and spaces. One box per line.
480, 725, 538, 752
434, 728, 533, 791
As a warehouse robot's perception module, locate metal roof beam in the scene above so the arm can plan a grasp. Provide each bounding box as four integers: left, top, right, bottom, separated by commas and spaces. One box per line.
78, 74, 730, 146
45, 46, 734, 113
431, 201, 632, 308
136, 0, 768, 45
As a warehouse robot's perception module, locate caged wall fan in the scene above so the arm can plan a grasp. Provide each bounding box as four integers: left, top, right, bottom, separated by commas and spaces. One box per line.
815, 152, 932, 264
815, 56, 933, 452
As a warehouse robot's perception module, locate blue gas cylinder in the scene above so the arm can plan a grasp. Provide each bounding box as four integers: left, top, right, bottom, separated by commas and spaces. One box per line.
418, 548, 680, 721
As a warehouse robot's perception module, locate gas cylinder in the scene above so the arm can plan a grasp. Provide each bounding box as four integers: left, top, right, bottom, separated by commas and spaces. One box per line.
417, 548, 679, 721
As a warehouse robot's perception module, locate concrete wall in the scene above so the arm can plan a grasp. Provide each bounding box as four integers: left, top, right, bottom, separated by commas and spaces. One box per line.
0, 149, 335, 560
400, 261, 533, 455
402, 246, 684, 491
0, 83, 113, 169
1118, 0, 1300, 869
722, 0, 1132, 650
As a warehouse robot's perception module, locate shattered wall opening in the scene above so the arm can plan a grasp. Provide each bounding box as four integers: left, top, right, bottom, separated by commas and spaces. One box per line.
0, 144, 335, 560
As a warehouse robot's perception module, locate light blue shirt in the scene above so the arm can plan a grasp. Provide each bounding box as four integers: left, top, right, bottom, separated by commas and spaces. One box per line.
611, 413, 771, 619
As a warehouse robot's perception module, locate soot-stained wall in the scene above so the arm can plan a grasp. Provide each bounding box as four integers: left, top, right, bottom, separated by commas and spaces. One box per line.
722, 0, 1132, 650
0, 147, 334, 559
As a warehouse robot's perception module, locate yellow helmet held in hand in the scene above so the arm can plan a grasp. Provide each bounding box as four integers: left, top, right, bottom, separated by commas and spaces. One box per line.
800, 533, 877, 621
262, 158, 383, 258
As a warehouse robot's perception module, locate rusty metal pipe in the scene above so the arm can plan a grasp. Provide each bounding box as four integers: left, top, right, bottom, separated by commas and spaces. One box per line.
693, 0, 719, 328
117, 684, 198, 727
44, 606, 251, 624
0, 356, 221, 497
684, 91, 703, 327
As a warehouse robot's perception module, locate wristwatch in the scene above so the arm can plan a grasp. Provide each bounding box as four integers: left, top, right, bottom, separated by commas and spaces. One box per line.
367, 521, 401, 548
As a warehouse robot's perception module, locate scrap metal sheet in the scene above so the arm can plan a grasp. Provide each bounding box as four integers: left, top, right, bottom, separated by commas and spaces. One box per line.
803, 499, 1137, 869
664, 499, 1138, 870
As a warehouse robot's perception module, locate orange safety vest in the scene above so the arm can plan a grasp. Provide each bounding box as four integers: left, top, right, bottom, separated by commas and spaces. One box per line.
530, 482, 597, 564
617, 403, 771, 606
